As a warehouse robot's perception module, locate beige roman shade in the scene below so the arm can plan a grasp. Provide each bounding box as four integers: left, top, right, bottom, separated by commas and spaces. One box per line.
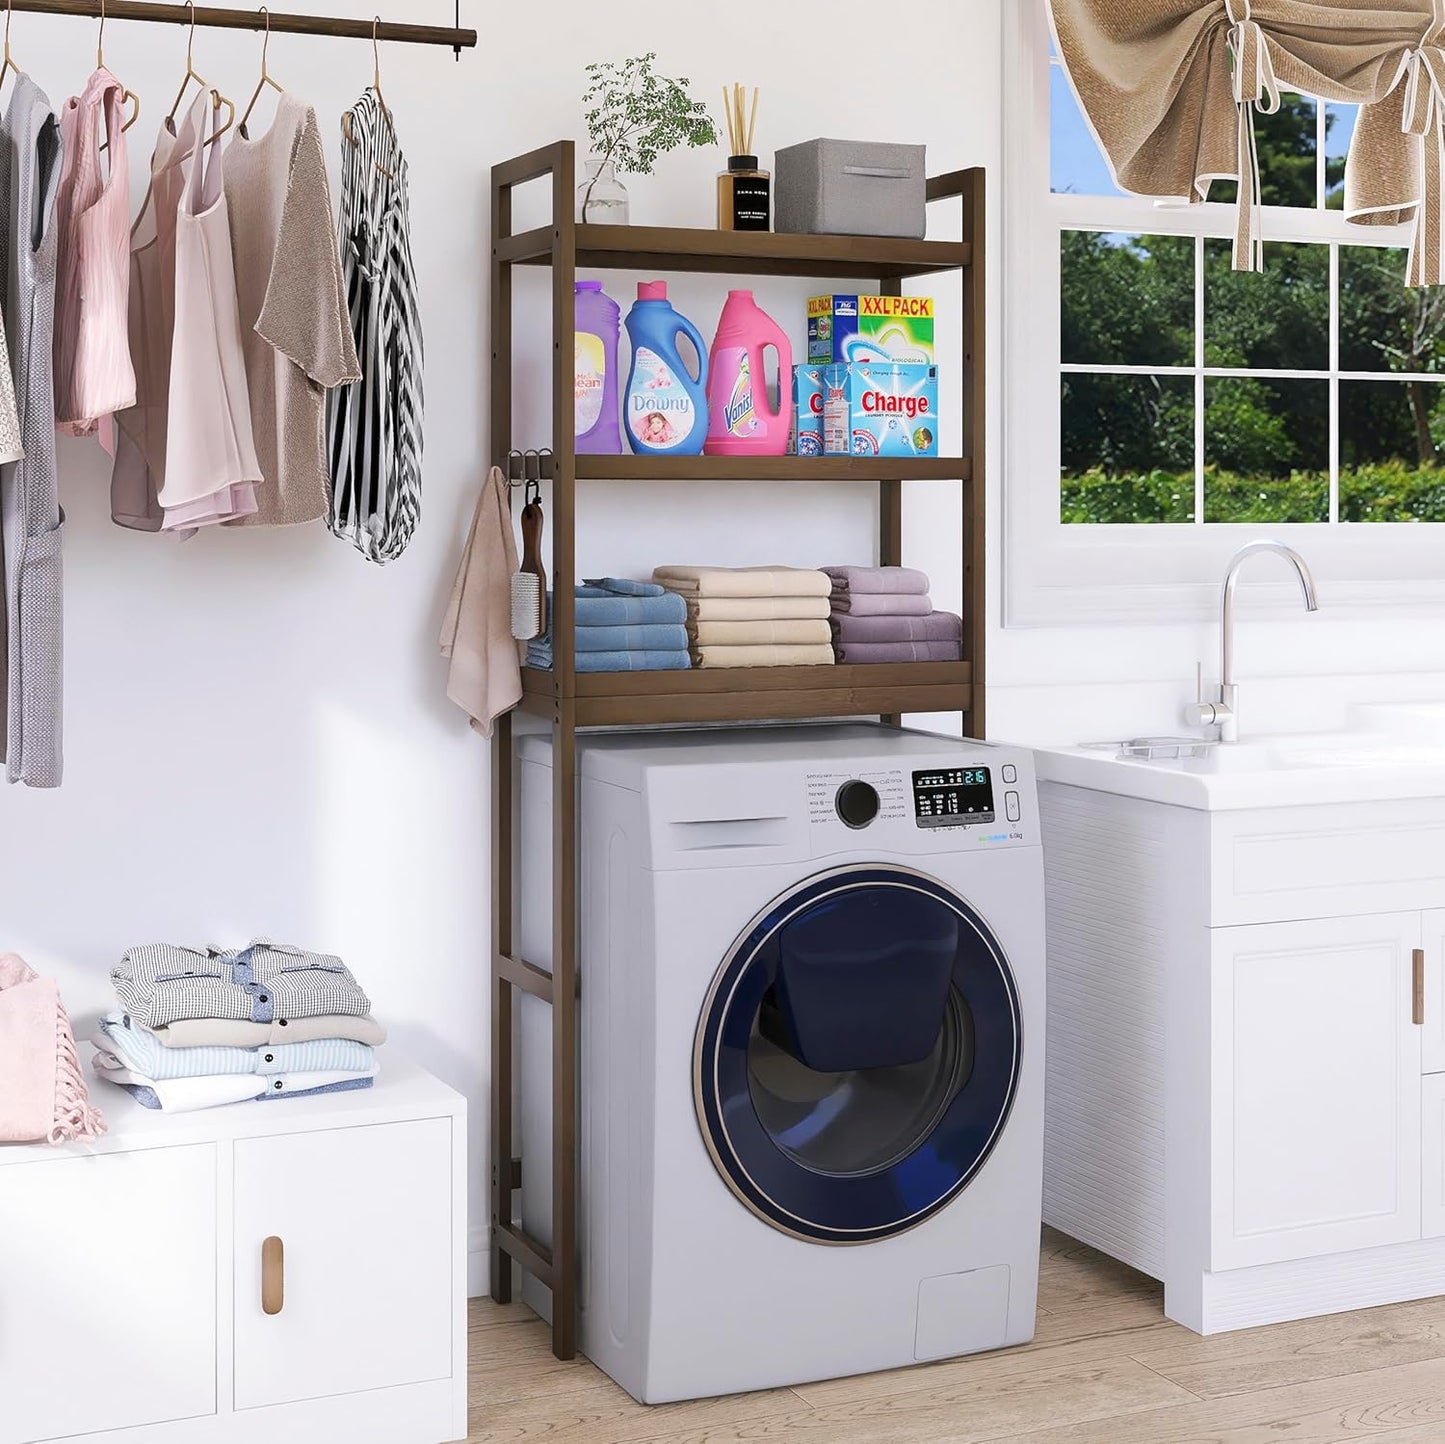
1049, 0, 1445, 284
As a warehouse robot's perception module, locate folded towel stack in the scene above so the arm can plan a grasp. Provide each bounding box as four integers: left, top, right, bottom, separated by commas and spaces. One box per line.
94, 940, 384, 1113
652, 565, 836, 669
825, 566, 964, 663
526, 578, 691, 673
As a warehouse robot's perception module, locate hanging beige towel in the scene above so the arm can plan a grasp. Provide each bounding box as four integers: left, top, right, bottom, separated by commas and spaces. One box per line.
441, 467, 523, 738
686, 594, 832, 622
691, 643, 836, 669
653, 565, 831, 598
689, 618, 832, 646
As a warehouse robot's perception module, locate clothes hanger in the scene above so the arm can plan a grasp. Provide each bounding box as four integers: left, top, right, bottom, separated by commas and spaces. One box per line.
0, 0, 21, 103
341, 16, 395, 179
97, 1, 142, 156
239, 6, 283, 138
167, 1, 235, 147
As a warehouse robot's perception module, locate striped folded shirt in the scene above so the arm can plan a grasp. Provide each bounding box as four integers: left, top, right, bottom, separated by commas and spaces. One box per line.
96, 1014, 375, 1080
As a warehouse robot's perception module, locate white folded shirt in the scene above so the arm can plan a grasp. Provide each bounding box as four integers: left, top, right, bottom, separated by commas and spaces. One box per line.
92, 1057, 377, 1113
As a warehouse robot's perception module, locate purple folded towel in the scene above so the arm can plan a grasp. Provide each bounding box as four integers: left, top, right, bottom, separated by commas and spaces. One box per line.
830, 592, 933, 617
831, 611, 962, 644
834, 638, 963, 664
824, 565, 931, 596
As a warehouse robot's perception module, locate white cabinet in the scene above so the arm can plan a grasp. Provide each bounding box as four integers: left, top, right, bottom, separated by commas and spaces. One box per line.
1211, 914, 1423, 1270
233, 1120, 453, 1411
0, 1054, 466, 1444
0, 1147, 217, 1444
1421, 909, 1445, 1074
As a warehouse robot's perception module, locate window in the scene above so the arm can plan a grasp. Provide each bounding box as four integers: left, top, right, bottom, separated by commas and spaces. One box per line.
1004, 6, 1445, 623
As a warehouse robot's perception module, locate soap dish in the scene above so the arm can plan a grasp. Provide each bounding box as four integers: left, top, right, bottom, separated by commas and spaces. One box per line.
1081, 736, 1218, 762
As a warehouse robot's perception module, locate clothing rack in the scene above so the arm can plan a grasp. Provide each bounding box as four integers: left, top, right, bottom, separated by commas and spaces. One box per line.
0, 1, 476, 49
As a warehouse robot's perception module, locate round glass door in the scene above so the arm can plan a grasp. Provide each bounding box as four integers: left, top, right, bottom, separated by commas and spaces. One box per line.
693, 865, 1023, 1244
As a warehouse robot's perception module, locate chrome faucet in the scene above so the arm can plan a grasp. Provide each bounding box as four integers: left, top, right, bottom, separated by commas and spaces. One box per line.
1185, 541, 1319, 743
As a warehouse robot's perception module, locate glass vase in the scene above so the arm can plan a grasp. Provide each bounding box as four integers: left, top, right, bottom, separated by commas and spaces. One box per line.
577, 157, 630, 225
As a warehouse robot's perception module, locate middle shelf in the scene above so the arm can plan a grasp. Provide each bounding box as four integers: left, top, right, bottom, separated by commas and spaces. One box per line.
571, 456, 972, 483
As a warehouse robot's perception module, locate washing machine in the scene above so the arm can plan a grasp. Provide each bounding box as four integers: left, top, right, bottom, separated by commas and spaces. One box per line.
516, 723, 1044, 1404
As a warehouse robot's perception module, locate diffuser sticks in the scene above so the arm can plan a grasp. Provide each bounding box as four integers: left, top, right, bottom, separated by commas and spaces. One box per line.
718, 83, 771, 232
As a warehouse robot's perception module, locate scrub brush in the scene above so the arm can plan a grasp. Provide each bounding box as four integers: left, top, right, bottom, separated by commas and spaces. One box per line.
511, 481, 547, 642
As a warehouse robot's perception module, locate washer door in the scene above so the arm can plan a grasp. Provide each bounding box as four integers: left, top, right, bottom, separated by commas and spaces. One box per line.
693, 865, 1024, 1244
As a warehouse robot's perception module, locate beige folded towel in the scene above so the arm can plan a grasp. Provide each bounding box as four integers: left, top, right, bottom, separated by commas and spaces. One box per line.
691, 643, 836, 669
687, 595, 832, 622
654, 565, 832, 599
690, 618, 832, 646
440, 467, 524, 739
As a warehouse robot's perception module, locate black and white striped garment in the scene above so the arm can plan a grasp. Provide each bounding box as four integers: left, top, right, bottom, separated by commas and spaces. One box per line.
326, 88, 424, 564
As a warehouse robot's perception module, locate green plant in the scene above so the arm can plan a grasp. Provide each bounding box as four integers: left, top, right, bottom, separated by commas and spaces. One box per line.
581, 53, 718, 213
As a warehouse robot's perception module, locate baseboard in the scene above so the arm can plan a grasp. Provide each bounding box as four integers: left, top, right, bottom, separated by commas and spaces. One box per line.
468, 1223, 490, 1299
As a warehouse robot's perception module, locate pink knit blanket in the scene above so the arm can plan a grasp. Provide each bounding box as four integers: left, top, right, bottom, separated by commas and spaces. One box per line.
0, 954, 104, 1144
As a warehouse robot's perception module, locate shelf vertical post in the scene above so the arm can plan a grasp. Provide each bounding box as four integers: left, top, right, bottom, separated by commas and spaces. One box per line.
549, 144, 581, 1362
963, 169, 987, 739
878, 274, 905, 728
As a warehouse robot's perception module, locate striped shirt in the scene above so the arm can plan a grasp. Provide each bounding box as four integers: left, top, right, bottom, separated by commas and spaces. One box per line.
326, 88, 423, 565
96, 1013, 374, 1080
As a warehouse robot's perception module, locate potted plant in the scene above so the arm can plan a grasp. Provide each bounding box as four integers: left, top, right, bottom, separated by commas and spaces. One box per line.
578, 53, 718, 224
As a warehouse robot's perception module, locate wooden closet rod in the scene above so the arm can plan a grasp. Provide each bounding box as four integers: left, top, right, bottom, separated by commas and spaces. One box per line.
0, 0, 476, 48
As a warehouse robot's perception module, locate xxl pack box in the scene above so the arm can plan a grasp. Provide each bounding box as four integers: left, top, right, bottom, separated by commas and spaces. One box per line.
807, 294, 935, 365
822, 363, 940, 458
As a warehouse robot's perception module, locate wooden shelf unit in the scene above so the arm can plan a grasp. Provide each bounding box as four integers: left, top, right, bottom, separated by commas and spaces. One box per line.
489, 139, 986, 1360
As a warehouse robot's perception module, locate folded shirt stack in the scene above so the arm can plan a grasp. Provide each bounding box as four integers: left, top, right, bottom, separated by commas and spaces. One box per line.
652, 565, 836, 669
526, 578, 691, 673
825, 566, 964, 663
94, 940, 383, 1113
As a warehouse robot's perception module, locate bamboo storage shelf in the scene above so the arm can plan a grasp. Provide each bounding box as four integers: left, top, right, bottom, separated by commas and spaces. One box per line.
489, 139, 986, 1363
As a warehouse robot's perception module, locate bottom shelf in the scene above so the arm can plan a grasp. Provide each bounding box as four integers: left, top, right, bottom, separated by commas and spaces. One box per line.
519, 660, 973, 727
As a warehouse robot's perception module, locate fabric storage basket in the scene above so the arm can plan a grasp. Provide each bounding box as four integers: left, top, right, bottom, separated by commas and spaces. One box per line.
775, 139, 927, 239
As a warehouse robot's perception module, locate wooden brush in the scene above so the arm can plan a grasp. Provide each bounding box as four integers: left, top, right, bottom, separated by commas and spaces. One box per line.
511, 492, 547, 642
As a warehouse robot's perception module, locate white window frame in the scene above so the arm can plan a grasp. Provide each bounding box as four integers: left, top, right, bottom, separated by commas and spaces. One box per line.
1003, 0, 1445, 627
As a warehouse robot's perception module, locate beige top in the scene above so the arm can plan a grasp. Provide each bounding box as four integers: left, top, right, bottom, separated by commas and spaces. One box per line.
223, 92, 360, 527
1050, 0, 1445, 284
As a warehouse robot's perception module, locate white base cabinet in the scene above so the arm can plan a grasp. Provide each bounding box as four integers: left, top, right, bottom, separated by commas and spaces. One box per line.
0, 1055, 467, 1444
1040, 783, 1445, 1334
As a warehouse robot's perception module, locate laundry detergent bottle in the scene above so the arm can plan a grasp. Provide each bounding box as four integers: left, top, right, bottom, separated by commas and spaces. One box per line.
575, 280, 622, 454
623, 281, 709, 456
705, 289, 794, 456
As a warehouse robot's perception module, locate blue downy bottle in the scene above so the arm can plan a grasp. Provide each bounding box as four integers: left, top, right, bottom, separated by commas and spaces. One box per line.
624, 281, 709, 456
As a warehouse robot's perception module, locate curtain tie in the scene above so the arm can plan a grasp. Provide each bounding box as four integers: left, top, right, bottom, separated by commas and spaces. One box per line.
1401, 45, 1445, 286
1226, 1, 1280, 274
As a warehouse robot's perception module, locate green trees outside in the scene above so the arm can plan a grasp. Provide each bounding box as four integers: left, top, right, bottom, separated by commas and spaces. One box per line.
1062, 98, 1445, 524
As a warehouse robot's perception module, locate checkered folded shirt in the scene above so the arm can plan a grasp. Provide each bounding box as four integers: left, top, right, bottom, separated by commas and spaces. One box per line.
112, 940, 372, 1029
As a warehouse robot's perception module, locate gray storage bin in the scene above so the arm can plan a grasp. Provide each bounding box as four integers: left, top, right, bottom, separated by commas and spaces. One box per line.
774, 139, 927, 239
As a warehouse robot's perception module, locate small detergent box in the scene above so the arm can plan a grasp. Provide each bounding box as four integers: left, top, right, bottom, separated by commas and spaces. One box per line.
823, 363, 940, 458
790, 365, 827, 456
808, 294, 936, 366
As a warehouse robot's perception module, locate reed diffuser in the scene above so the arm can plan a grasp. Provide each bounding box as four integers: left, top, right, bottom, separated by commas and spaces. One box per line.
718, 83, 770, 232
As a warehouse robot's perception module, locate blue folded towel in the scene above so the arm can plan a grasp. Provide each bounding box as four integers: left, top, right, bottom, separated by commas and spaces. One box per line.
543, 587, 688, 627
574, 624, 688, 652
526, 645, 691, 673
583, 577, 667, 598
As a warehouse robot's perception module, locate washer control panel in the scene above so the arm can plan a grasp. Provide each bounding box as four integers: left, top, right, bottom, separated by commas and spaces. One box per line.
835, 779, 882, 829
912, 767, 995, 828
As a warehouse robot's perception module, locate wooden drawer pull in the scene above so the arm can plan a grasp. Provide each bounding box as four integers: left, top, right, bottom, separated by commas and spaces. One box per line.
261, 1236, 285, 1316
1415, 949, 1427, 1028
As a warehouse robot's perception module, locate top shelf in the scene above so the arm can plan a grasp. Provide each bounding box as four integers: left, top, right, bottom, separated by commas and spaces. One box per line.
497, 224, 971, 281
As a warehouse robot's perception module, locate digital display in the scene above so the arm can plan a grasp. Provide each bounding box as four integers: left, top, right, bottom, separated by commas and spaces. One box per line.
913, 767, 995, 829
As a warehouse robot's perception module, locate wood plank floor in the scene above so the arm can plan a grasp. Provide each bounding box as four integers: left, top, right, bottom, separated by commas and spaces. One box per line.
466, 1228, 1445, 1443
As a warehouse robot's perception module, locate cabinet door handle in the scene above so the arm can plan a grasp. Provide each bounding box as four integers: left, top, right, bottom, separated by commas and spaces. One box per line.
1415, 949, 1427, 1027
261, 1236, 285, 1316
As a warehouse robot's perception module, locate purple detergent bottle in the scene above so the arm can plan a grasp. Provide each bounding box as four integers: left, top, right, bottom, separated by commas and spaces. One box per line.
575, 280, 622, 454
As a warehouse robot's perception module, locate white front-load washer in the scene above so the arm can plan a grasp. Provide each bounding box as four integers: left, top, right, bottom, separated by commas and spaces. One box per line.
516, 723, 1045, 1404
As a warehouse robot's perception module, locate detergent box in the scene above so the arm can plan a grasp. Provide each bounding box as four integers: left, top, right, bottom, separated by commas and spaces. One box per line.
823, 363, 939, 458
807, 294, 935, 365
790, 365, 827, 456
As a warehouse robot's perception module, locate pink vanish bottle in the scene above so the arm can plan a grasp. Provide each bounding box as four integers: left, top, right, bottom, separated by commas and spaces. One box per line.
705, 289, 794, 456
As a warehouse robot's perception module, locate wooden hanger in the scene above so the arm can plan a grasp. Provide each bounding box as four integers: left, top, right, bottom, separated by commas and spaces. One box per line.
341, 16, 395, 179
167, 1, 234, 147
97, 0, 141, 156
239, 6, 283, 138
0, 0, 21, 103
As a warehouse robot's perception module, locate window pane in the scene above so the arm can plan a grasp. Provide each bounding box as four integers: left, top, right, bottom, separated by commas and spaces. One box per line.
1340, 247, 1445, 373
1061, 374, 1195, 523
1062, 233, 1194, 366
1051, 66, 1124, 197
1204, 240, 1328, 370
1325, 104, 1355, 210
1210, 95, 1318, 209
1203, 378, 1328, 522
1340, 379, 1445, 521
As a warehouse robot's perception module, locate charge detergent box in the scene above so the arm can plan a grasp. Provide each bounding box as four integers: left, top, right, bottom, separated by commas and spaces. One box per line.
823, 363, 939, 458
807, 294, 935, 365
790, 365, 826, 455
